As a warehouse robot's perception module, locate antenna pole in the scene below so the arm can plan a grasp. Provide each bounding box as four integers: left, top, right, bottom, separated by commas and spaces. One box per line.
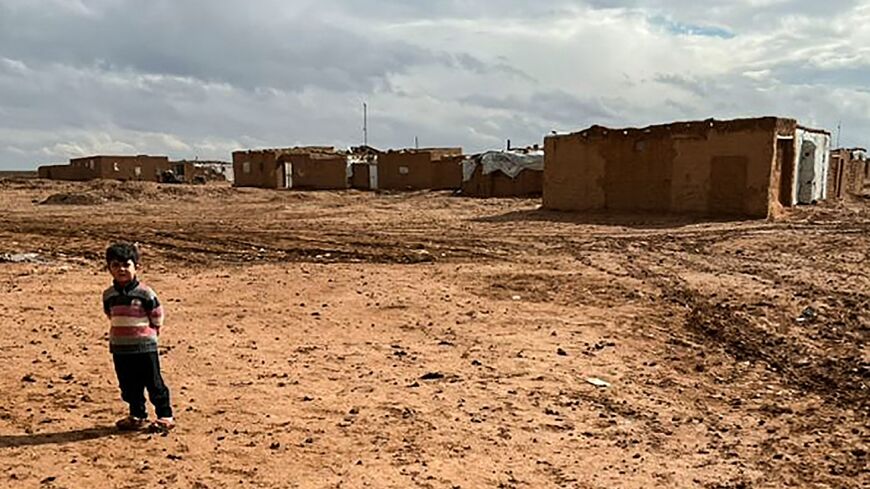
363, 102, 368, 147
836, 120, 841, 148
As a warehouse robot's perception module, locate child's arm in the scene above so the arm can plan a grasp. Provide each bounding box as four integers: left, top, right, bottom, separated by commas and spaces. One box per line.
102, 291, 112, 319
148, 291, 165, 333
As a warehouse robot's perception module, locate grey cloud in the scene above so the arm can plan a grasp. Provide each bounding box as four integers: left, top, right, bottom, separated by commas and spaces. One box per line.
583, 0, 864, 31
1, 0, 869, 169
653, 74, 710, 97
0, 1, 445, 93
462, 90, 621, 128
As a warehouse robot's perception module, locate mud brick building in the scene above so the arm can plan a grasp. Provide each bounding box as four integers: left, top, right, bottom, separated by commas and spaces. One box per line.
827, 148, 867, 200
232, 147, 336, 189
543, 117, 830, 218
348, 146, 383, 190
281, 152, 350, 190
377, 148, 463, 191
461, 150, 543, 198
38, 155, 171, 182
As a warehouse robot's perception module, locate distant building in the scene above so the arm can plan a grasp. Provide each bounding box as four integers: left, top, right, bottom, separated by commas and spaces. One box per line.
232, 147, 336, 189
827, 148, 867, 200
38, 155, 171, 182
282, 152, 351, 190
544, 117, 830, 218
461, 148, 543, 198
377, 148, 463, 191
349, 146, 383, 191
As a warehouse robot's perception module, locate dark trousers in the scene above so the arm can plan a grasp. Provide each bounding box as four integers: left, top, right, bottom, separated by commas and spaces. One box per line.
112, 352, 173, 419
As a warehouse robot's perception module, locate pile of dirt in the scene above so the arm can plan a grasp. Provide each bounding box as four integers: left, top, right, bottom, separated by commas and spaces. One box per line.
40, 192, 107, 205
39, 180, 237, 205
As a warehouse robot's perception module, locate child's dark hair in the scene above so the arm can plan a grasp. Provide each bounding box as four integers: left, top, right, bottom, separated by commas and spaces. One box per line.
106, 243, 140, 265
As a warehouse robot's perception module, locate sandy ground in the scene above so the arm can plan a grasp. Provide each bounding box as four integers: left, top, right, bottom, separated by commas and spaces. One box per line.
0, 179, 867, 489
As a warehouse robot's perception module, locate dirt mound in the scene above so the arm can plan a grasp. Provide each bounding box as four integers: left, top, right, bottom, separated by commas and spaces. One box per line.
39, 180, 237, 205
39, 192, 107, 205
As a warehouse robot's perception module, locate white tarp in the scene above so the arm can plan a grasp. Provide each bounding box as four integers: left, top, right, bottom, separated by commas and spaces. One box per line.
462, 151, 544, 182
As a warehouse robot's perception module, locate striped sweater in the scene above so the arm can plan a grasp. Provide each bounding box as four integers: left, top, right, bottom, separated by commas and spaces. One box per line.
103, 279, 164, 354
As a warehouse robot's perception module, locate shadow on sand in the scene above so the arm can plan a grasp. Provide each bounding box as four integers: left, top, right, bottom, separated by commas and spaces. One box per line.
471, 207, 754, 229
0, 426, 120, 448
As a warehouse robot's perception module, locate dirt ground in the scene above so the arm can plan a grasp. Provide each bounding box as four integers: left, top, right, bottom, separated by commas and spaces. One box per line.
0, 179, 867, 489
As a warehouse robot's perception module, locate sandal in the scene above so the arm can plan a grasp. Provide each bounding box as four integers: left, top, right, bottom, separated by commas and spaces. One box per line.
116, 416, 148, 431
148, 417, 176, 433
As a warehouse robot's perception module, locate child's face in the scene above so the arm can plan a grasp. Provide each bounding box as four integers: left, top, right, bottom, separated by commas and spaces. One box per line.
108, 259, 137, 285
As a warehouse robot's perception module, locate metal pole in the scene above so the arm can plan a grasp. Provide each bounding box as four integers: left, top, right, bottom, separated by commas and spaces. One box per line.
836, 120, 841, 148
363, 103, 368, 147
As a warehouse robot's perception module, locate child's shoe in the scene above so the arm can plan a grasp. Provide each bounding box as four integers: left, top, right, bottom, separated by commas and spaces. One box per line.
115, 416, 147, 431
148, 417, 176, 434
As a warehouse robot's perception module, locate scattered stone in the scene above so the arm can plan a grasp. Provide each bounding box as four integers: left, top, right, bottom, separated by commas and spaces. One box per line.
0, 252, 41, 263
796, 307, 817, 323
420, 372, 445, 380
556, 348, 568, 356
585, 377, 611, 388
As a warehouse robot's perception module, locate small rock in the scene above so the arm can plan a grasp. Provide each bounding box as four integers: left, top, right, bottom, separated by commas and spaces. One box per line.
585, 377, 611, 388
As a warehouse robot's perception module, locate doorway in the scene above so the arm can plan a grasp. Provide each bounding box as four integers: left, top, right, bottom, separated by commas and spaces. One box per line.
777, 137, 795, 207
797, 140, 816, 204
282, 161, 293, 189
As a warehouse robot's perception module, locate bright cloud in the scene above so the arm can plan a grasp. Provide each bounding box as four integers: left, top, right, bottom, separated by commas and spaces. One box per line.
0, 0, 867, 169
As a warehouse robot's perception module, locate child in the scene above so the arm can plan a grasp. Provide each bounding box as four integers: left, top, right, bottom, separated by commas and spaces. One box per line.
103, 243, 175, 432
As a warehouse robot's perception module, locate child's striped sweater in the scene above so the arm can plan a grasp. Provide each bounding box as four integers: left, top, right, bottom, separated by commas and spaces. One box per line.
103, 279, 164, 354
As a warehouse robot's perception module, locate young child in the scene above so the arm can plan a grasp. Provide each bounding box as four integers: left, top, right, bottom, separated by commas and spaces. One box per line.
103, 243, 175, 432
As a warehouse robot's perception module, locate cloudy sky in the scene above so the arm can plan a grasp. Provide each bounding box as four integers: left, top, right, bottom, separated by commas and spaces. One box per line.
1, 0, 868, 169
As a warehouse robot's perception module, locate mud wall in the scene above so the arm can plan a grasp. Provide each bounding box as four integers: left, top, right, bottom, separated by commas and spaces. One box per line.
423, 148, 463, 160
378, 152, 435, 190
233, 151, 281, 188
828, 149, 868, 199
462, 166, 542, 197
37, 164, 95, 181
88, 156, 171, 182
287, 154, 349, 190
432, 156, 463, 190
544, 118, 782, 217
827, 153, 846, 200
